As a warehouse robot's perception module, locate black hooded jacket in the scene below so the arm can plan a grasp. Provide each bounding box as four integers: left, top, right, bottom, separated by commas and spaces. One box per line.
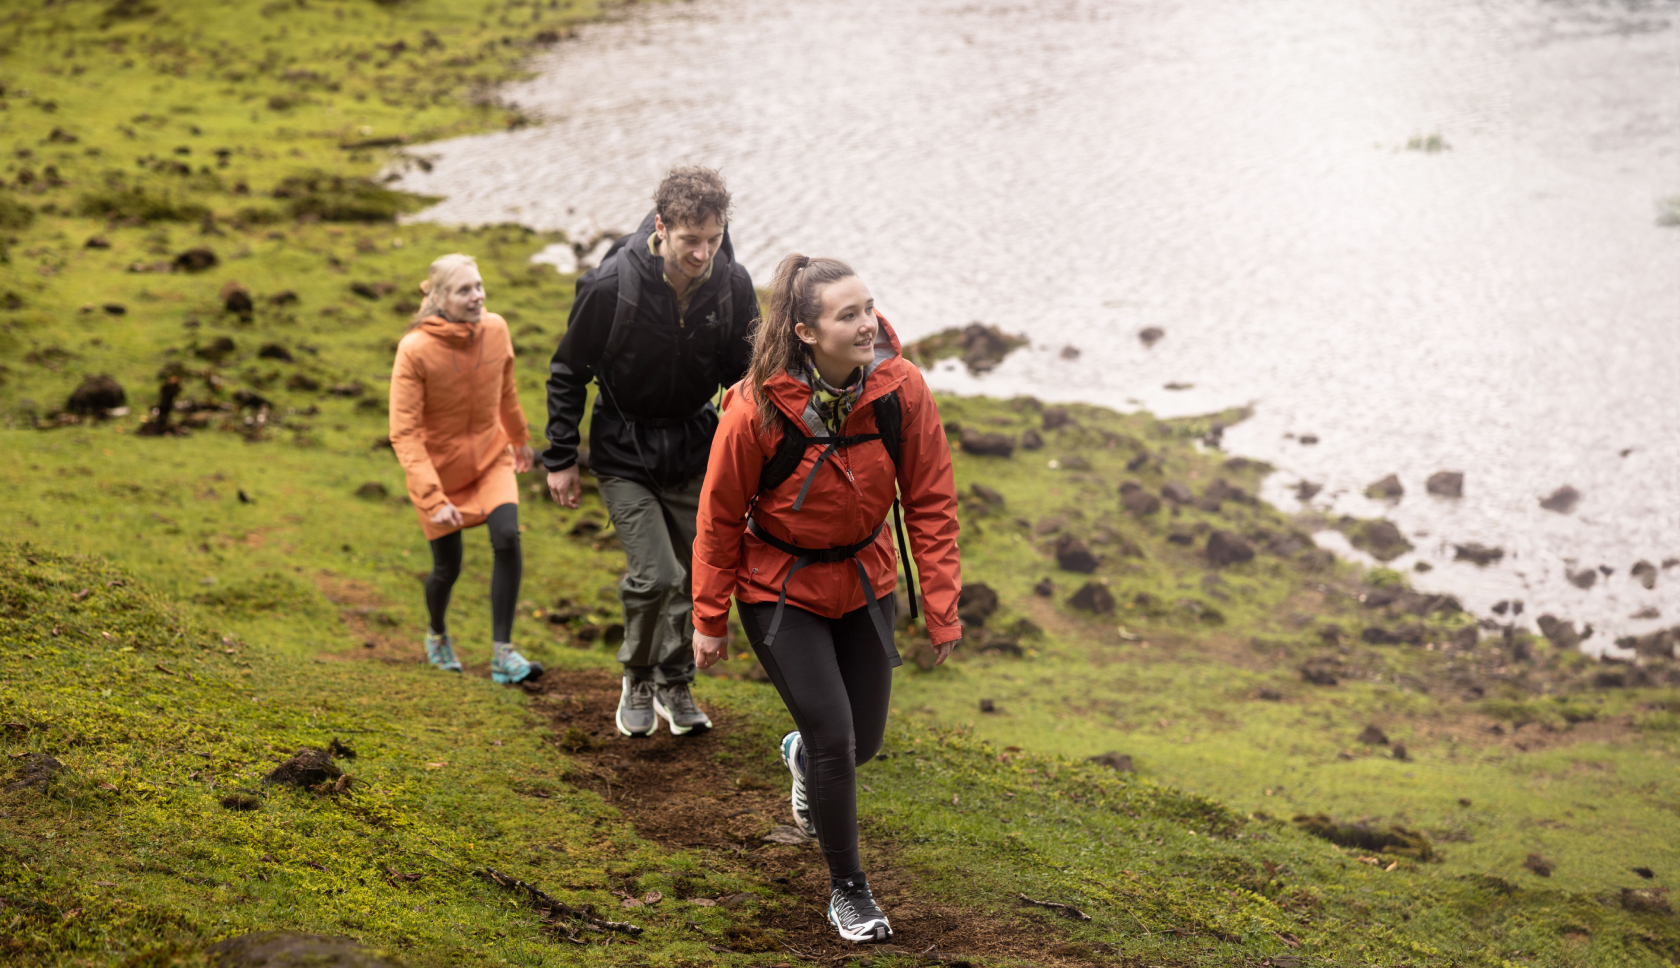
542, 212, 758, 490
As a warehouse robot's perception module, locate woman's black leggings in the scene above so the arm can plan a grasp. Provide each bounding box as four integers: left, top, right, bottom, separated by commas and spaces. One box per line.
425, 503, 522, 643
739, 597, 895, 884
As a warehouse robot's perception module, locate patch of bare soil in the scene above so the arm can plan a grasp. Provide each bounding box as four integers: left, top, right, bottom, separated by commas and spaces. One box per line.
526, 668, 1113, 967
314, 572, 426, 667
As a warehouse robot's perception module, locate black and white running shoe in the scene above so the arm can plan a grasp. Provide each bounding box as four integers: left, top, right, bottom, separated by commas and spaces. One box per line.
779, 731, 816, 837
829, 876, 892, 944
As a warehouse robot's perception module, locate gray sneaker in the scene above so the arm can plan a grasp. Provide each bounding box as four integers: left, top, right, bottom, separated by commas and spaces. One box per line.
652, 681, 712, 736
616, 675, 657, 738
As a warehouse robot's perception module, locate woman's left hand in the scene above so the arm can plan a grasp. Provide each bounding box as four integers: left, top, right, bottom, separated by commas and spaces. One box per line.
512, 445, 534, 473
932, 637, 960, 666
692, 630, 730, 670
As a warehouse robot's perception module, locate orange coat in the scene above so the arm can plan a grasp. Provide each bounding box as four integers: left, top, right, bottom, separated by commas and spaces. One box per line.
692, 314, 962, 645
390, 313, 530, 540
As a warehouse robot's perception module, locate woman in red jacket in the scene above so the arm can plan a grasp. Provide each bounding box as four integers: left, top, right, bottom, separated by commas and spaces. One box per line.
691, 254, 962, 945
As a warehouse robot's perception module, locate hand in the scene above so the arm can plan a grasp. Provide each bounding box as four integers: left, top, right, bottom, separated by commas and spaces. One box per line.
931, 636, 960, 666
547, 466, 581, 509
692, 630, 730, 671
512, 444, 534, 474
429, 503, 463, 528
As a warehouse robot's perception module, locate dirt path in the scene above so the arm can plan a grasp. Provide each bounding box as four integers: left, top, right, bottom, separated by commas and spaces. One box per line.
524, 668, 1108, 967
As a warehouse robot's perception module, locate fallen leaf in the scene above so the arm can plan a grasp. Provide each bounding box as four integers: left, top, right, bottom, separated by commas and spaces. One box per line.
642, 891, 663, 905
425, 762, 447, 770
762, 825, 814, 845
72, 588, 91, 600
690, 897, 717, 907
620, 897, 643, 909
1357, 856, 1381, 865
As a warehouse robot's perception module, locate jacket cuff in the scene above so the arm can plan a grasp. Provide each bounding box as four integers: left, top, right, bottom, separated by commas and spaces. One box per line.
693, 613, 729, 639
927, 622, 963, 646
541, 454, 578, 473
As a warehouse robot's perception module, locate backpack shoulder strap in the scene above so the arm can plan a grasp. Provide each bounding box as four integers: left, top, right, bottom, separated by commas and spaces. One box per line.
871, 389, 904, 473
757, 403, 809, 494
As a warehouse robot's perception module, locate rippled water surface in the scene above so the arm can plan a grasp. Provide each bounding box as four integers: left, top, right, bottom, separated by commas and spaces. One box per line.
395, 0, 1680, 644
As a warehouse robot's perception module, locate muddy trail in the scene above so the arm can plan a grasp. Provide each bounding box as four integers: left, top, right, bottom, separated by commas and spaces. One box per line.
523, 668, 1110, 967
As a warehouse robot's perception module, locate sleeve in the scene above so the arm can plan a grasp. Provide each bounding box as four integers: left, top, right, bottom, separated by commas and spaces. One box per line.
894, 367, 963, 645
497, 322, 530, 448
541, 272, 611, 472
389, 343, 447, 514
690, 385, 768, 638
720, 266, 759, 387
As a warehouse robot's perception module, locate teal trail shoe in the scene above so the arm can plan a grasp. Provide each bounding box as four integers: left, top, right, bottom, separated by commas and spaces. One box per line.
490, 643, 544, 685
425, 632, 463, 673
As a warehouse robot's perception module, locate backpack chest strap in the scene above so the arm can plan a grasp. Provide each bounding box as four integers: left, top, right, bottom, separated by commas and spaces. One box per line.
791, 432, 882, 511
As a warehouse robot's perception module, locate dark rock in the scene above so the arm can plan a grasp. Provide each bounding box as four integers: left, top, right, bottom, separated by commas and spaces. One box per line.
1167, 530, 1195, 546
1426, 471, 1464, 497
85, 235, 112, 249
1618, 627, 1677, 659
1449, 626, 1480, 650
1266, 532, 1310, 557
287, 373, 321, 392
66, 374, 126, 415
1346, 519, 1413, 562
1137, 327, 1164, 347
1621, 888, 1672, 915
207, 931, 406, 967
1362, 626, 1402, 645
1453, 543, 1504, 566
1593, 670, 1627, 689
1256, 688, 1283, 701
1301, 659, 1340, 686
1086, 752, 1135, 772
957, 582, 999, 627
172, 247, 218, 273
1059, 344, 1081, 360
979, 698, 996, 714
1539, 486, 1580, 514
1535, 614, 1583, 649
1364, 473, 1404, 500
328, 382, 366, 398
270, 290, 300, 306
1121, 488, 1161, 517
1019, 428, 1044, 450
1041, 407, 1072, 431
1633, 867, 1656, 880
1057, 454, 1092, 471
1032, 577, 1054, 597
1292, 813, 1433, 860
1298, 434, 1319, 445
1363, 587, 1401, 609
1492, 600, 1509, 615
1523, 854, 1553, 877
1206, 530, 1255, 567
974, 634, 1022, 657
959, 429, 1015, 458
355, 482, 388, 500
350, 281, 397, 300
1599, 564, 1614, 577
1356, 725, 1389, 746
1391, 742, 1410, 761
970, 483, 1005, 506
196, 335, 238, 363
1055, 535, 1099, 573
5, 753, 63, 793
220, 793, 262, 811
1161, 482, 1193, 504
258, 342, 294, 362
903, 322, 1028, 375
1068, 581, 1115, 614
264, 747, 343, 787
1567, 568, 1598, 590
1205, 479, 1252, 505
1631, 560, 1657, 589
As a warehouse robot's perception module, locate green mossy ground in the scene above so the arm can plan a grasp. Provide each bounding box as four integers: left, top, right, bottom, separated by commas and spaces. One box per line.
2, 2, 1678, 966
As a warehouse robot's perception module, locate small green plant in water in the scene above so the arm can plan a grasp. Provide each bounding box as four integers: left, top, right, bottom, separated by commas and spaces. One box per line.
1406, 132, 1451, 153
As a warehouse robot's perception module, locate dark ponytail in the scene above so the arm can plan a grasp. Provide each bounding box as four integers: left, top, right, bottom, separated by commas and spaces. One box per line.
746, 252, 855, 435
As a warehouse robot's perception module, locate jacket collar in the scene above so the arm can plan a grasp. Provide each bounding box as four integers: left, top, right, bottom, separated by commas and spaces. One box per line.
418, 314, 478, 347
623, 210, 736, 310
764, 312, 907, 433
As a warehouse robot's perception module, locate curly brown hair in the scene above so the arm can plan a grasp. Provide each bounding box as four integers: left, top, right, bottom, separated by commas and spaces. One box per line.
653, 166, 732, 229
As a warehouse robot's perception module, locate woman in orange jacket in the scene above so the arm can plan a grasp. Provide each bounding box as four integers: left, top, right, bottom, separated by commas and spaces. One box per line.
390, 253, 543, 685
691, 254, 962, 944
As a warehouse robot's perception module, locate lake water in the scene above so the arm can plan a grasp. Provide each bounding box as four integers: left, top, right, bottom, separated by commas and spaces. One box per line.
393, 0, 1680, 650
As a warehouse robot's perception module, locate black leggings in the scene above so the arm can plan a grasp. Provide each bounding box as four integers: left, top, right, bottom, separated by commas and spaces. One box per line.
739, 597, 895, 883
426, 503, 522, 643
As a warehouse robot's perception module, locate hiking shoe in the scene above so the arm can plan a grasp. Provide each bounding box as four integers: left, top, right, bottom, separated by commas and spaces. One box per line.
780, 731, 816, 837
829, 876, 892, 944
489, 644, 543, 685
616, 675, 657, 737
425, 633, 463, 673
653, 681, 712, 736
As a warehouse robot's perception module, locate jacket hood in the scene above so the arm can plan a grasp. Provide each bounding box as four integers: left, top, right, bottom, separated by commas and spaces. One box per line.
622, 210, 737, 300
417, 314, 482, 347
763, 312, 907, 434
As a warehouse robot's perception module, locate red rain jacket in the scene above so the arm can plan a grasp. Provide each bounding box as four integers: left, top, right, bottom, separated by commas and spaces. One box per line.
692, 314, 962, 646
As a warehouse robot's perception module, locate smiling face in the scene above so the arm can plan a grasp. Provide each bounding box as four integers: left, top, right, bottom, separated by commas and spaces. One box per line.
654, 214, 725, 289
438, 265, 485, 323
795, 275, 878, 385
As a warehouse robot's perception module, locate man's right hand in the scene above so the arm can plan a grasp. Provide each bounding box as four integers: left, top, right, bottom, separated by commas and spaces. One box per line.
547, 466, 581, 509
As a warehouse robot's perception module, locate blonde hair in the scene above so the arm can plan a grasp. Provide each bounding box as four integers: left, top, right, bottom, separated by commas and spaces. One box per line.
747, 253, 856, 434
410, 253, 480, 326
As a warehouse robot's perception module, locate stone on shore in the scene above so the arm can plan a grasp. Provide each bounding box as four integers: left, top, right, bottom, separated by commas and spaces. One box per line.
1540, 485, 1580, 513
1426, 471, 1463, 497
959, 429, 1015, 457
1364, 473, 1404, 500
1055, 535, 1099, 573
1206, 530, 1255, 567
1453, 543, 1503, 566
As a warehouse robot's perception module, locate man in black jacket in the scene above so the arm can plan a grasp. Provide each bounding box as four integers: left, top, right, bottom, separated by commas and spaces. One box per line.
544, 167, 757, 738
